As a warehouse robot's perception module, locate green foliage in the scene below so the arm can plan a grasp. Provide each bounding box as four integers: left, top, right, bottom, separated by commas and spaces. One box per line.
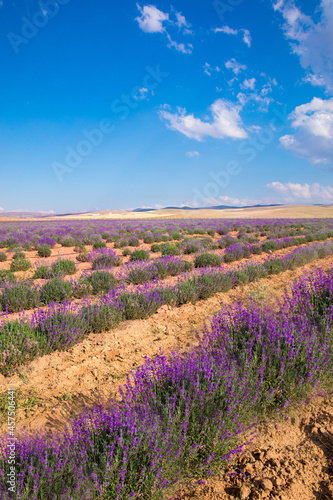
143, 235, 154, 244
122, 248, 131, 256
0, 282, 40, 313
83, 271, 117, 295
169, 231, 181, 241
177, 281, 199, 305
10, 258, 32, 272
182, 240, 201, 254
37, 245, 52, 258
81, 305, 121, 334
194, 253, 223, 268
150, 244, 161, 253
13, 251, 25, 260
52, 259, 77, 276
0, 321, 41, 375
261, 241, 279, 253
32, 266, 53, 280
0, 270, 16, 284
114, 239, 128, 248
101, 232, 112, 240
161, 244, 180, 256
130, 250, 150, 261
61, 237, 75, 247
252, 245, 262, 255
128, 237, 140, 247
0, 252, 7, 262
93, 241, 107, 250
40, 278, 73, 304
193, 226, 205, 235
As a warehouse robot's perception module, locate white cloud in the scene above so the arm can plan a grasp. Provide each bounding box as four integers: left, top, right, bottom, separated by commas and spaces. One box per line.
237, 87, 273, 112
166, 33, 193, 54
203, 62, 221, 76
218, 195, 245, 206
186, 151, 200, 158
213, 26, 252, 47
267, 181, 333, 203
214, 26, 238, 35
202, 195, 263, 207
280, 97, 333, 164
175, 12, 188, 29
0, 207, 4, 212
136, 4, 193, 54
181, 196, 263, 208
136, 4, 169, 33
159, 98, 248, 141
273, 0, 333, 92
133, 87, 154, 100
241, 78, 256, 90
242, 29, 252, 48
225, 58, 247, 75
302, 73, 326, 88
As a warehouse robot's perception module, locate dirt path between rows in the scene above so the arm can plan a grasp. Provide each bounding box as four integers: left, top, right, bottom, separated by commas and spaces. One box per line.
0, 256, 333, 441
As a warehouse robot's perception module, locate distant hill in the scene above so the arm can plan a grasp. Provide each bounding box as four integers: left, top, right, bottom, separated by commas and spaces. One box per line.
133, 204, 282, 212
0, 212, 50, 218
2, 204, 333, 221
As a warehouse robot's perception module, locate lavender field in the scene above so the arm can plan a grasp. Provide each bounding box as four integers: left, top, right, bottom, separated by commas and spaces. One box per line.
0, 218, 333, 499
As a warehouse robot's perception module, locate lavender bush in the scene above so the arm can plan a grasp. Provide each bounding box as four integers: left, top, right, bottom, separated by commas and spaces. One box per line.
89, 249, 122, 270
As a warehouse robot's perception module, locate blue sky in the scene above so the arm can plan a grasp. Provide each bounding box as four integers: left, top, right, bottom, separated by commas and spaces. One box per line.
0, 0, 333, 213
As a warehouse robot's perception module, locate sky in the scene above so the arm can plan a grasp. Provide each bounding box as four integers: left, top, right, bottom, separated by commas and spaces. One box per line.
0, 0, 333, 213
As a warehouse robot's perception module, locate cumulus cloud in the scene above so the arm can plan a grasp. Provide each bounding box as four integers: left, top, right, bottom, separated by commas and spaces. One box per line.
213, 26, 252, 47
225, 58, 247, 75
266, 181, 333, 203
272, 0, 333, 92
136, 4, 168, 33
279, 97, 333, 164
136, 4, 193, 54
241, 78, 256, 90
159, 98, 248, 141
186, 151, 200, 158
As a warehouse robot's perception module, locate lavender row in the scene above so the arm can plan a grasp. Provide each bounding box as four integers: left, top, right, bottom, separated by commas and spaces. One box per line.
1, 262, 333, 499
1, 218, 333, 250
1, 241, 333, 376
2, 224, 333, 316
